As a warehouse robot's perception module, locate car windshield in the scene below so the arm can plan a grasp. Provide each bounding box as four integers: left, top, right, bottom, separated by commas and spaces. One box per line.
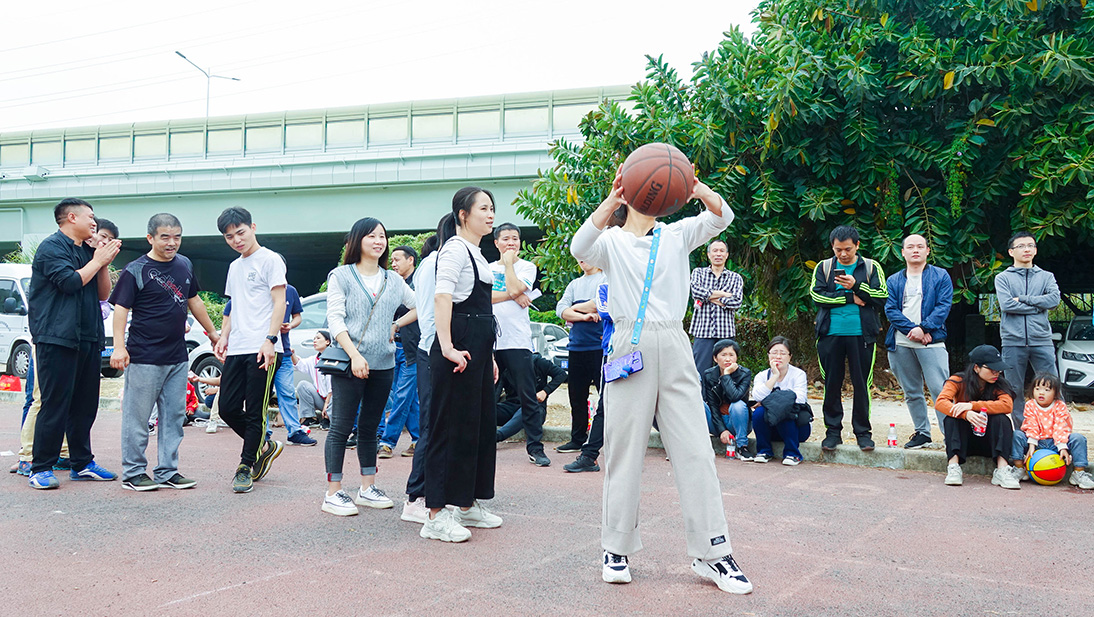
1068, 319, 1094, 341
299, 299, 327, 330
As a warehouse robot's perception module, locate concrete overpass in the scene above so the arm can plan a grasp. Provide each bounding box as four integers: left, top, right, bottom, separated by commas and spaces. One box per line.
0, 86, 630, 293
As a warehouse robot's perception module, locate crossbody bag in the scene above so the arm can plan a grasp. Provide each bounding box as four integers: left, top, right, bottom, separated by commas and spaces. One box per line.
318, 269, 388, 376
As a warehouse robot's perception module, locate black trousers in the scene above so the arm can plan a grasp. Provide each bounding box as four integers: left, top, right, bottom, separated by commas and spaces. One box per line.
944, 413, 1013, 464
406, 346, 432, 500
219, 353, 277, 467
580, 356, 608, 461
566, 349, 601, 445
817, 335, 874, 438
326, 368, 394, 479
494, 348, 544, 453
31, 341, 101, 474
692, 337, 718, 375
425, 314, 497, 509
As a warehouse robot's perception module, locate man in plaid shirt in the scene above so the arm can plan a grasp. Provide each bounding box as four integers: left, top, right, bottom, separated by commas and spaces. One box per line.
689, 240, 744, 373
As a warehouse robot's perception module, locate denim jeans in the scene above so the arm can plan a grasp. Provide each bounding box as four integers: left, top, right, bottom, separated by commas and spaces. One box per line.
379, 343, 420, 448
22, 352, 34, 426
1011, 430, 1088, 468
752, 406, 812, 461
705, 401, 750, 449
273, 353, 302, 438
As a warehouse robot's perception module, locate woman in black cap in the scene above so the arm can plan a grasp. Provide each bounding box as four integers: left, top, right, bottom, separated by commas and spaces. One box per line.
934, 344, 1019, 489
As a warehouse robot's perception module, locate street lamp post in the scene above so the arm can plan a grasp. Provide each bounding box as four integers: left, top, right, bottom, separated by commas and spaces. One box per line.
174, 51, 241, 119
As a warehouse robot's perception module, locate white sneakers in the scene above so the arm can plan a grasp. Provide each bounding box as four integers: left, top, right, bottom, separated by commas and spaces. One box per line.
602, 551, 631, 583
321, 490, 358, 516
205, 419, 218, 434
401, 497, 430, 524
1069, 469, 1094, 490
420, 508, 471, 543
691, 555, 754, 595
944, 463, 963, 486
453, 501, 503, 529
991, 466, 1021, 490
355, 485, 394, 509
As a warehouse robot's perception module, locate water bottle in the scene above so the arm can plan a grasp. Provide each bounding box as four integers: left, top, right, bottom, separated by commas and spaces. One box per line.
887, 423, 898, 447
973, 407, 987, 437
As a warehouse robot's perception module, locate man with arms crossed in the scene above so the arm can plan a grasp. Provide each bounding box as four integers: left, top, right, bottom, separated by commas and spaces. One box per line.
110, 213, 220, 491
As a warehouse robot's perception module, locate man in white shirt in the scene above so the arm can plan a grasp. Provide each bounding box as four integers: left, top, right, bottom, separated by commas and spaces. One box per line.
212, 207, 287, 494
490, 223, 550, 467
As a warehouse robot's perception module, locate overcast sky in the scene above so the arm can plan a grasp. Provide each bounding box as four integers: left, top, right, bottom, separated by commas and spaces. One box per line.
0, 0, 759, 133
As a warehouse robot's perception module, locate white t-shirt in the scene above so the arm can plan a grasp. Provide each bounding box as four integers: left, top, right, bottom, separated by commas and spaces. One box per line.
361, 270, 385, 298
491, 259, 537, 351
435, 236, 492, 302
224, 246, 287, 355
415, 253, 438, 353
896, 273, 943, 349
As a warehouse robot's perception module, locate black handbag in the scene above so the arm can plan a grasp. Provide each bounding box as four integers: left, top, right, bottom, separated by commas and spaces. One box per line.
318, 271, 387, 376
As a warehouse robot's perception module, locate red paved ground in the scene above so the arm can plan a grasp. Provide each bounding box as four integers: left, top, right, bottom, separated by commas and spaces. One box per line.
3, 402, 1093, 616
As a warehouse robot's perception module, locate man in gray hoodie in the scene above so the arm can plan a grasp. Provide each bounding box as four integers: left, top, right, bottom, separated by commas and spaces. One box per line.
994, 231, 1060, 425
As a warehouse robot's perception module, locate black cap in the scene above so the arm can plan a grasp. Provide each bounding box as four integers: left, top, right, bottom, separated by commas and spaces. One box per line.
969, 345, 1006, 371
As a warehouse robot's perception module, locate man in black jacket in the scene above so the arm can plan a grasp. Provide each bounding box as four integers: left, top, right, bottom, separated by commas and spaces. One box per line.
27, 198, 121, 489
495, 353, 567, 461
809, 226, 888, 452
701, 339, 754, 460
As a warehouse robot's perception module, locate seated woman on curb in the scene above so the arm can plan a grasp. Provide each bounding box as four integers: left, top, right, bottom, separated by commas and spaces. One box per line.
750, 336, 811, 466
934, 344, 1019, 490
701, 339, 753, 460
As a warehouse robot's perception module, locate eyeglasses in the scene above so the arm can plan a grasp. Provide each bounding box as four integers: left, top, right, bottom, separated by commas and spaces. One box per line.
1011, 243, 1036, 250
768, 350, 790, 357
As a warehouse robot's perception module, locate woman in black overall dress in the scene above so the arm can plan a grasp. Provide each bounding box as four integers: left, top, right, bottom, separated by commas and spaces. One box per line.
421, 187, 503, 543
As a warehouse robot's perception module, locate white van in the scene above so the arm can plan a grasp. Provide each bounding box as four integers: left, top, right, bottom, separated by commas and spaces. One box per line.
0, 263, 33, 378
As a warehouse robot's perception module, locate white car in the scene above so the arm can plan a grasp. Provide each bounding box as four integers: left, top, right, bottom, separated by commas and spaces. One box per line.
0, 263, 33, 379
188, 292, 328, 397
530, 321, 570, 370
1056, 315, 1094, 400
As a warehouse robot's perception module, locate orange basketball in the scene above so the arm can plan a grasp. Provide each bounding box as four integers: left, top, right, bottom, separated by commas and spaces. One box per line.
620, 143, 695, 217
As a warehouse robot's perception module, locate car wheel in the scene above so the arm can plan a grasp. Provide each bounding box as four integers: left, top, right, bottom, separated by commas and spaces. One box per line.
186, 340, 200, 354
9, 343, 31, 379
101, 367, 123, 378
194, 356, 223, 399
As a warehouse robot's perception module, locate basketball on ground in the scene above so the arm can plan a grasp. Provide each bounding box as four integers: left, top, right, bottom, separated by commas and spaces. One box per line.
620, 143, 694, 218
1027, 449, 1067, 485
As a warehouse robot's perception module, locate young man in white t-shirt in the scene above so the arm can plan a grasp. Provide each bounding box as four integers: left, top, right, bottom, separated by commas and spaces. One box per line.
212, 207, 288, 494
490, 223, 550, 467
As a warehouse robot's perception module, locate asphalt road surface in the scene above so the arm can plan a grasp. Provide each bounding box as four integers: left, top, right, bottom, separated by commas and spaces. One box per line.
3, 402, 1092, 616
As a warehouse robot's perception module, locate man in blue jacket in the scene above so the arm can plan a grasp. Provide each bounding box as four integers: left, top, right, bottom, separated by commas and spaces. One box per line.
885, 234, 953, 448
994, 231, 1060, 425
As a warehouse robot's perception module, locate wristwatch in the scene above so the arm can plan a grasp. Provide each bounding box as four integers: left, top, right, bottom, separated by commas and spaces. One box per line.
265, 335, 278, 344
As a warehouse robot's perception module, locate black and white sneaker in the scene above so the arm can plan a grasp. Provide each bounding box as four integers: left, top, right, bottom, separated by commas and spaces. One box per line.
753, 452, 770, 464
602, 551, 631, 583
736, 446, 755, 462
121, 473, 159, 492
691, 554, 753, 594
903, 432, 932, 449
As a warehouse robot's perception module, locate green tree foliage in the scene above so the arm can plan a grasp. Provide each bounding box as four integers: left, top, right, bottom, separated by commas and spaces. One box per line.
516, 0, 1094, 333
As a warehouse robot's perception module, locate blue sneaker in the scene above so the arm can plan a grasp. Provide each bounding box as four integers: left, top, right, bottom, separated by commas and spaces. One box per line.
29, 470, 59, 489
287, 431, 317, 446
52, 457, 71, 470
70, 461, 117, 481
17, 461, 32, 476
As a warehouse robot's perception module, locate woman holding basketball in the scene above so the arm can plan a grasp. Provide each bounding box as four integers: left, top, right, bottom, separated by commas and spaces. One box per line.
934, 344, 1019, 489
571, 158, 752, 595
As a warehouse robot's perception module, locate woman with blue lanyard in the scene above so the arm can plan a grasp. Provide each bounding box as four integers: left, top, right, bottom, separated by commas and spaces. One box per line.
571, 169, 752, 595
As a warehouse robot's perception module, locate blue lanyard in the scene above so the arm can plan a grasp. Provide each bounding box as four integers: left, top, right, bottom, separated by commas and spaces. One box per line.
631, 228, 661, 346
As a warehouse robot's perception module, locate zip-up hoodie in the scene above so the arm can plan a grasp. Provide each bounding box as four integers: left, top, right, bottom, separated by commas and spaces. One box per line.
994, 266, 1060, 347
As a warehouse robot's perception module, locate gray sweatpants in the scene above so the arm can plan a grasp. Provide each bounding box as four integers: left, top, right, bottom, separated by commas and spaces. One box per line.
295, 381, 324, 419
121, 362, 188, 483
887, 345, 950, 438
602, 320, 731, 560
1002, 344, 1057, 425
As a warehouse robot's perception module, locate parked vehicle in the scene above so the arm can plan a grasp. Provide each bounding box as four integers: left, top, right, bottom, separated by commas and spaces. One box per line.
0, 264, 33, 379
1056, 315, 1094, 400
188, 292, 328, 398
531, 321, 569, 370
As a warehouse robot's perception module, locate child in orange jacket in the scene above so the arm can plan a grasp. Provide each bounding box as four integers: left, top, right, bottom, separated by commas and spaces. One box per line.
1010, 372, 1093, 489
